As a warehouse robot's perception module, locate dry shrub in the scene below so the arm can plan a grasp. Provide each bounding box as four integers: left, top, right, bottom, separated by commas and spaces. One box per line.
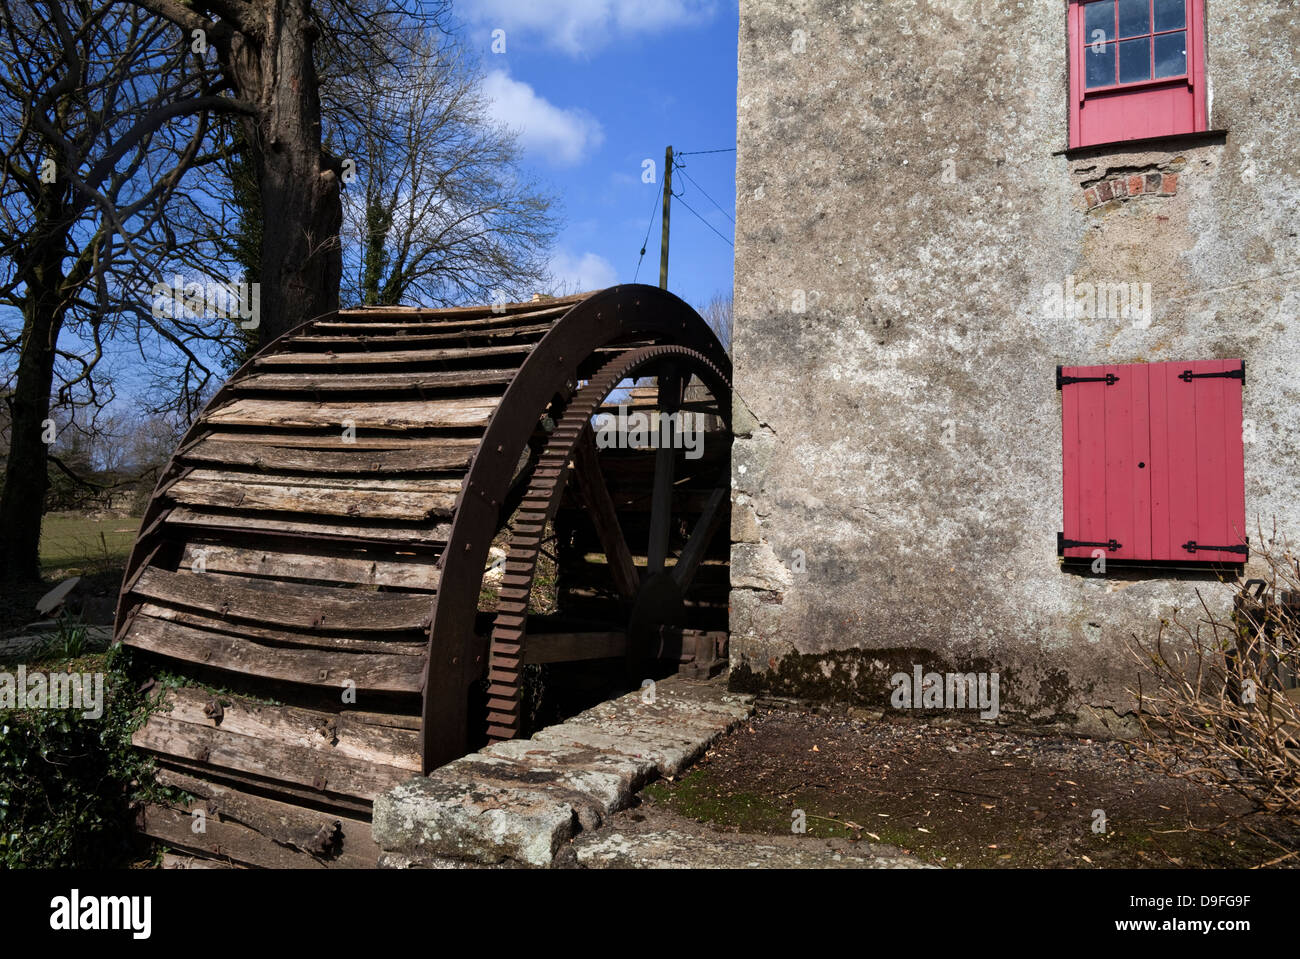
1130, 532, 1300, 815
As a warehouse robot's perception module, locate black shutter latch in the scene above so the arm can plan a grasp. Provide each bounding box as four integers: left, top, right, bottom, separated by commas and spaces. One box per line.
1058, 532, 1122, 553
1182, 540, 1249, 556
1056, 367, 1119, 390
1178, 363, 1245, 386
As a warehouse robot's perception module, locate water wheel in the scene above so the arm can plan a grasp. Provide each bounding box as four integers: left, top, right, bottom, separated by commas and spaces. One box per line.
113, 285, 732, 867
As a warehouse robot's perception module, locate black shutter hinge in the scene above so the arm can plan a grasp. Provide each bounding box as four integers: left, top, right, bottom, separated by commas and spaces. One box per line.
1057, 366, 1119, 390
1058, 532, 1122, 554
1182, 539, 1249, 557
1178, 362, 1245, 386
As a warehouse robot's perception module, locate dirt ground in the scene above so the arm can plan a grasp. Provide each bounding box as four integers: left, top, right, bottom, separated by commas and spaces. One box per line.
641, 705, 1300, 868
0, 568, 123, 637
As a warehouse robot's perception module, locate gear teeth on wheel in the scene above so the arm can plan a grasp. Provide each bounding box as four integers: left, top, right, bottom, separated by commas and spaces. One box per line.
484, 345, 730, 742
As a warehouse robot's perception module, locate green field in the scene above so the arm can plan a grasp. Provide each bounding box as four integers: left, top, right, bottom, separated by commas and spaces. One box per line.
39, 512, 141, 575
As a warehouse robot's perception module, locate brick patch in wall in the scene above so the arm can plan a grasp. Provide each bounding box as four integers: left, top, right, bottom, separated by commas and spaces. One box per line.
1083, 171, 1179, 210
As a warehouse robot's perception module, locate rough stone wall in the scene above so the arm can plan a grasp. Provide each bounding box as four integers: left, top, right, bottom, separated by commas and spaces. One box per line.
730, 0, 1300, 731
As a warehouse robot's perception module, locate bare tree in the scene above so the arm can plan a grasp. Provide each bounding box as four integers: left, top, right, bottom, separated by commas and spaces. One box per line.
330, 30, 557, 308
0, 0, 229, 582
699, 291, 732, 353
127, 0, 449, 340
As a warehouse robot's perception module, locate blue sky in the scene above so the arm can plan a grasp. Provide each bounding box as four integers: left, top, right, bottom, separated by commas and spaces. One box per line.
1, 2, 739, 422
458, 0, 739, 314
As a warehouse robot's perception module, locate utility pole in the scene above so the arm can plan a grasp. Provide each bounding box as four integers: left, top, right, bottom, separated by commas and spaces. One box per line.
659, 145, 673, 290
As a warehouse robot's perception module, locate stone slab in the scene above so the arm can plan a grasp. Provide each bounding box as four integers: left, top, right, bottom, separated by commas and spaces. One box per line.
373, 677, 759, 867
372, 775, 577, 867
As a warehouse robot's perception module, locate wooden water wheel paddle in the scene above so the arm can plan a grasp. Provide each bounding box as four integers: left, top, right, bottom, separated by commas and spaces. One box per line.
113, 284, 731, 867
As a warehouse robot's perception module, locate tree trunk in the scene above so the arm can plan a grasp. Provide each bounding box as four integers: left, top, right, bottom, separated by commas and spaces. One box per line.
222, 0, 342, 344
0, 249, 63, 584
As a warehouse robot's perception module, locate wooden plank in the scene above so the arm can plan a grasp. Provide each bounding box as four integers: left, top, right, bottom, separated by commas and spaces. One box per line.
1194, 358, 1232, 561
137, 603, 426, 655
161, 852, 241, 869
161, 686, 420, 769
154, 757, 373, 817
343, 709, 422, 731
1102, 363, 1143, 561
1165, 360, 1200, 558
184, 468, 460, 496
140, 803, 369, 869
283, 323, 553, 348
165, 507, 450, 547
1127, 362, 1153, 559
205, 397, 499, 430
154, 769, 380, 867
197, 430, 478, 451
1223, 360, 1247, 554
123, 615, 424, 693
331, 299, 579, 324
598, 399, 724, 418
133, 715, 413, 801
130, 568, 433, 632
596, 487, 721, 515
524, 631, 627, 665
166, 477, 457, 521
234, 368, 514, 393
182, 439, 475, 475
254, 343, 534, 367
179, 541, 441, 590
1148, 362, 1174, 560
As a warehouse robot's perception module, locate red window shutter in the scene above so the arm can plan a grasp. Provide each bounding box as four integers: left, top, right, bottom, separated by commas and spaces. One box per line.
1059, 359, 1245, 564
1148, 359, 1247, 562
1068, 0, 1208, 149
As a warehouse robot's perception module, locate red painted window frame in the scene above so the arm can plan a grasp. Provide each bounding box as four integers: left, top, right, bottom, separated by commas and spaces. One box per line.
1068, 0, 1208, 149
1058, 359, 1247, 566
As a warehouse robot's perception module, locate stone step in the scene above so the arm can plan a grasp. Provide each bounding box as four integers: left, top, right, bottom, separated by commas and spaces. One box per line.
372, 677, 756, 867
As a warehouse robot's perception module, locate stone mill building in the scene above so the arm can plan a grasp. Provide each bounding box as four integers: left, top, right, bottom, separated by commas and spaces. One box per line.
728, 0, 1300, 731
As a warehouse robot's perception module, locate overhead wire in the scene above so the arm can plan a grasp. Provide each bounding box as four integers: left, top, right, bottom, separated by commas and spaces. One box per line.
632, 174, 666, 283
671, 190, 733, 248
674, 163, 734, 224
634, 148, 736, 279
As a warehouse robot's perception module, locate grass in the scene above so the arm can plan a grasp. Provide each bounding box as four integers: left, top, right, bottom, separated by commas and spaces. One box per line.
39, 511, 141, 576
0, 512, 138, 635
38, 612, 91, 659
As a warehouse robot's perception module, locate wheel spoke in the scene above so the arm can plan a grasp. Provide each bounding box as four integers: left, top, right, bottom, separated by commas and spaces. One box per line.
647, 368, 683, 575
524, 630, 628, 664
672, 485, 727, 589
571, 428, 640, 599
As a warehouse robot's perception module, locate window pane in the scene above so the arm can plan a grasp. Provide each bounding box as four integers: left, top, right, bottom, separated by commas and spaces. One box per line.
1086, 42, 1117, 87
1085, 1, 1115, 44
1118, 0, 1150, 38
1154, 0, 1186, 31
1154, 30, 1187, 77
1119, 36, 1152, 83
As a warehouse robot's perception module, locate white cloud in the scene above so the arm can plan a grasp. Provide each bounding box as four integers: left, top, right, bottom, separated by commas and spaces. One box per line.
482, 70, 604, 166
549, 251, 618, 293
469, 0, 717, 56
